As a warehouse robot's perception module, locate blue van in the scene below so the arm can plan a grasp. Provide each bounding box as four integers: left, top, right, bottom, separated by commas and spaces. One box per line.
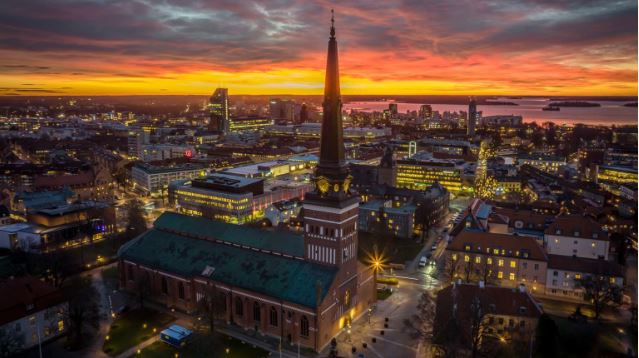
159, 324, 193, 348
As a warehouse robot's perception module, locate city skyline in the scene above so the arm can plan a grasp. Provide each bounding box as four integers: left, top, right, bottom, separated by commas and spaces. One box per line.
0, 0, 637, 96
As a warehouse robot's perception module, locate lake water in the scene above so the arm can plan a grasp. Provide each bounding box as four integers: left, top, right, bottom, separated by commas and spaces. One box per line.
343, 98, 637, 126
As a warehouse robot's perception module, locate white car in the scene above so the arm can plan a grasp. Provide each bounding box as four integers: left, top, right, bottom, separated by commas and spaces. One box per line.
418, 256, 428, 268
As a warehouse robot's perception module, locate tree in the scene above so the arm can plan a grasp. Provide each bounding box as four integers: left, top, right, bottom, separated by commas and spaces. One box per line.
403, 291, 437, 341
135, 271, 151, 310
577, 275, 623, 320
198, 284, 225, 334
442, 254, 462, 284
477, 259, 494, 286
40, 250, 72, 288
0, 327, 24, 357
125, 199, 147, 239
65, 277, 100, 350
535, 314, 559, 357
463, 259, 476, 283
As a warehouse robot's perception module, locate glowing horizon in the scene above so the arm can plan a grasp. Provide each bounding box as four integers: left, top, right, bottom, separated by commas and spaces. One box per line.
0, 1, 636, 97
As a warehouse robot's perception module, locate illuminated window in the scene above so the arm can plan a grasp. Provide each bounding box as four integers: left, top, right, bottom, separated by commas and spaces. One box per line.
510, 261, 516, 268
452, 254, 458, 261
487, 258, 493, 265
509, 273, 515, 281
475, 256, 481, 264
497, 271, 503, 279
58, 320, 64, 332
464, 255, 470, 262
498, 259, 504, 267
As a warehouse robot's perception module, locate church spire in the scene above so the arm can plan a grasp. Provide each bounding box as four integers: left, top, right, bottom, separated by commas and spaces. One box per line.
316, 9, 346, 178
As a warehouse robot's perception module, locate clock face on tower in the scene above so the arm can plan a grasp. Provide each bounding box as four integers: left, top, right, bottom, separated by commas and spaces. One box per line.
316, 176, 329, 193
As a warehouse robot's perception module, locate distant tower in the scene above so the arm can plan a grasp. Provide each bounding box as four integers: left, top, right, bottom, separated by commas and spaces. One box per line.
388, 103, 398, 116
468, 97, 477, 136
299, 103, 309, 123
209, 88, 230, 134
378, 144, 397, 186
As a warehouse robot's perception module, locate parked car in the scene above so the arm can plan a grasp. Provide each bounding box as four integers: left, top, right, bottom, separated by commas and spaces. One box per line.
418, 256, 428, 268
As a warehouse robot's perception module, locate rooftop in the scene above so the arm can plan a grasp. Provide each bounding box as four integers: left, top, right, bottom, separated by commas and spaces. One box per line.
448, 231, 548, 262
118, 216, 335, 308
153, 212, 304, 258
0, 276, 66, 326
545, 215, 608, 241
547, 255, 624, 277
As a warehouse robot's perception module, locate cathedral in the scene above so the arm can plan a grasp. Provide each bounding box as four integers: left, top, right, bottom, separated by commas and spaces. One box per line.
117, 13, 376, 352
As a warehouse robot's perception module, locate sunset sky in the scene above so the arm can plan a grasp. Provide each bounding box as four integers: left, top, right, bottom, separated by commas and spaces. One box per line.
0, 0, 637, 96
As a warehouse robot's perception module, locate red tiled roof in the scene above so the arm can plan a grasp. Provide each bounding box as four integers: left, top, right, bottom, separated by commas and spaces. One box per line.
434, 283, 542, 345
547, 255, 624, 277
0, 276, 66, 325
545, 214, 608, 241
447, 231, 548, 262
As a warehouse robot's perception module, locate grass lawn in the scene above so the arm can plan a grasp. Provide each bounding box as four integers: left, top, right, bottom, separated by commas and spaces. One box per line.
103, 308, 175, 356
136, 333, 269, 358
358, 231, 423, 264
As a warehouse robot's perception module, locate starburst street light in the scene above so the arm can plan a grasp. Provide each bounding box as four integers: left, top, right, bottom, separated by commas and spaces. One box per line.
366, 247, 388, 274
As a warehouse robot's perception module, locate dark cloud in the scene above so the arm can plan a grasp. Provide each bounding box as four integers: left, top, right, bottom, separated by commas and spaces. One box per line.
0, 0, 634, 86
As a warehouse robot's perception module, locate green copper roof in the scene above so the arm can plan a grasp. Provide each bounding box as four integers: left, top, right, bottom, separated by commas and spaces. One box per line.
118, 228, 337, 308
154, 212, 304, 258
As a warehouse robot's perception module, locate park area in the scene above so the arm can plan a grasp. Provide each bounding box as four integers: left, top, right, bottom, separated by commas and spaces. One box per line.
103, 308, 175, 356
135, 332, 269, 358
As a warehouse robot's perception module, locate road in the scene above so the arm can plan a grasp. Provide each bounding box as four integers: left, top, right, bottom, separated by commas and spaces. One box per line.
323, 219, 453, 358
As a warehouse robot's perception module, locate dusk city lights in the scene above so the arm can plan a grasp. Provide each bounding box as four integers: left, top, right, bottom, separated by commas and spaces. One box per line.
0, 1, 637, 358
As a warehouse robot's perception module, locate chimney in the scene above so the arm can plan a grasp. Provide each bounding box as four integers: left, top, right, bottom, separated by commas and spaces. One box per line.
479, 280, 485, 288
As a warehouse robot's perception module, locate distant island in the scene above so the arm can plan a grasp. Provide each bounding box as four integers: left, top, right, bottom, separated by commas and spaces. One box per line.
485, 100, 519, 106
547, 101, 601, 107
623, 102, 637, 107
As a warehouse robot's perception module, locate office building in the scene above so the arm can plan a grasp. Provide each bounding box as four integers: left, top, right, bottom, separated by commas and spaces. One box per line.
467, 97, 477, 136
396, 153, 476, 193
209, 88, 230, 134
131, 163, 207, 196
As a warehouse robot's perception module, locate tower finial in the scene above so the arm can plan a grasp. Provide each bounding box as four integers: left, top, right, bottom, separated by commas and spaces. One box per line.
330, 9, 335, 38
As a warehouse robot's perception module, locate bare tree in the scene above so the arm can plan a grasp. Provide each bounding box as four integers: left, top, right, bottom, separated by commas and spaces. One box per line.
403, 292, 437, 340
462, 259, 476, 283
135, 271, 151, 310
577, 275, 622, 320
442, 254, 462, 284
198, 284, 225, 334
477, 259, 494, 286
66, 277, 100, 350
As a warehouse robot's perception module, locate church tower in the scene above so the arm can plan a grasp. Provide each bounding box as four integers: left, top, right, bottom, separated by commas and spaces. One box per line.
303, 11, 359, 280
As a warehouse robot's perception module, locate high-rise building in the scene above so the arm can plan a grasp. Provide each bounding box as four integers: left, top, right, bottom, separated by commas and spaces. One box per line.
302, 10, 374, 328
209, 88, 230, 134
419, 104, 432, 121
468, 97, 477, 136
299, 103, 309, 123
269, 98, 296, 122
389, 103, 398, 115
